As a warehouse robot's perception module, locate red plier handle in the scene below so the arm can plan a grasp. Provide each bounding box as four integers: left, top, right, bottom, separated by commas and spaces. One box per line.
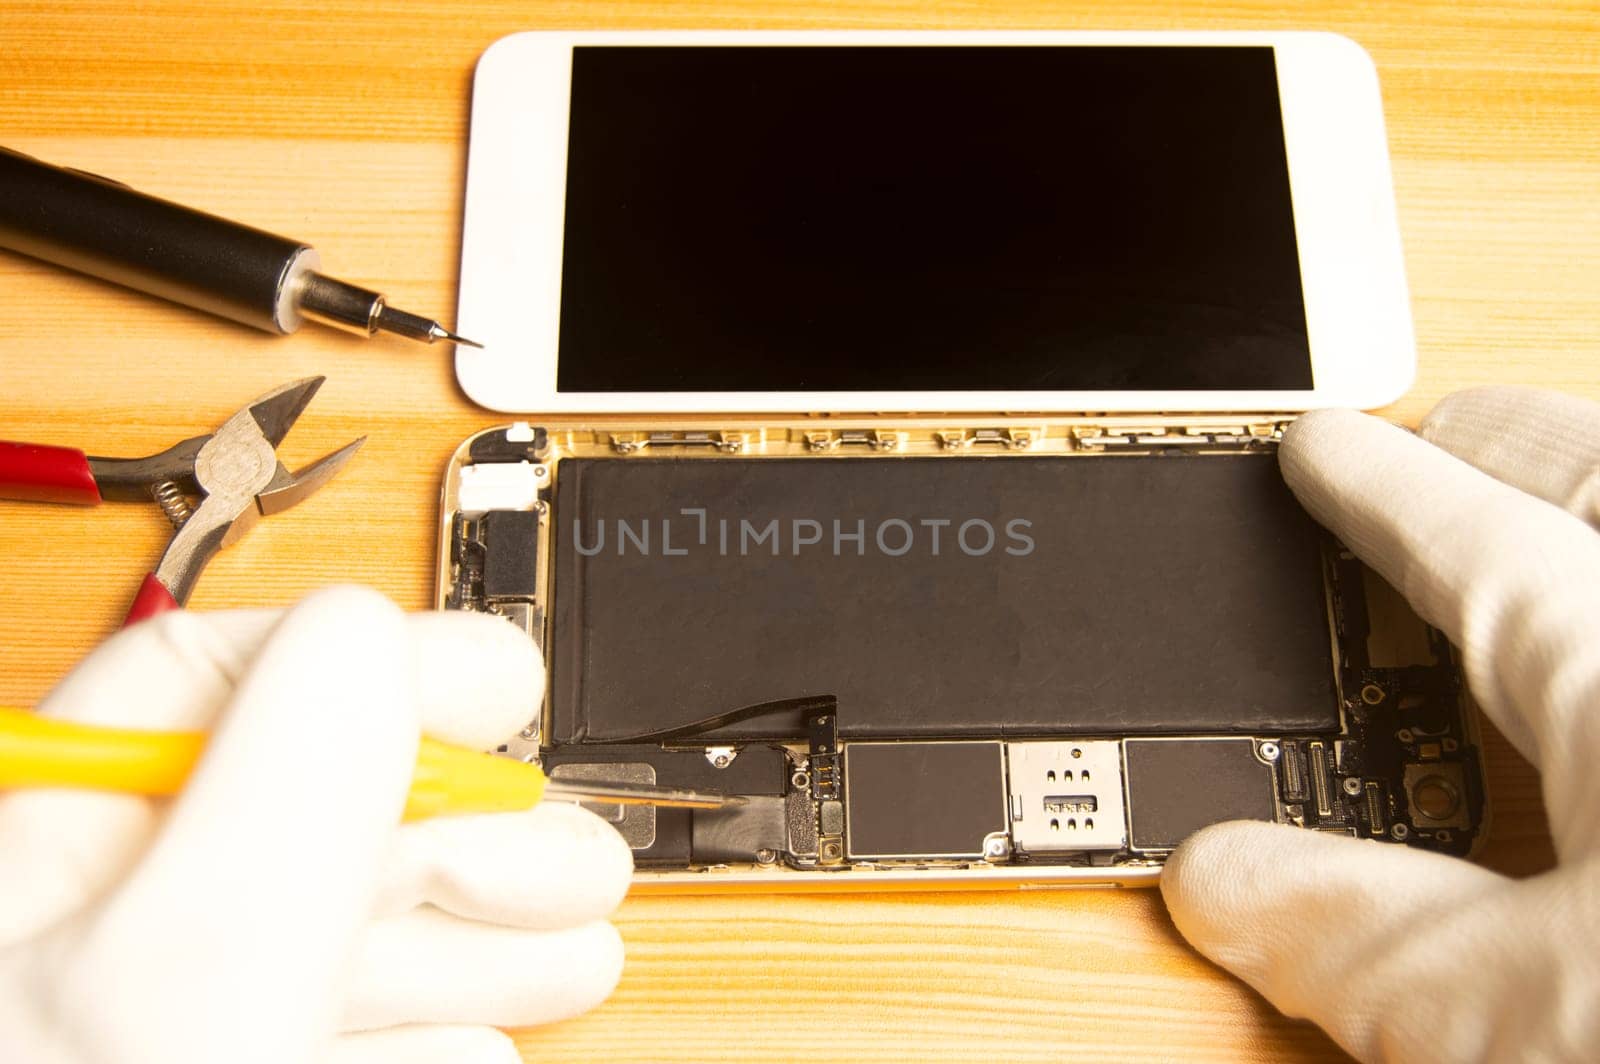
0, 441, 103, 505
1, 439, 194, 624
125, 573, 181, 624
1, 435, 209, 624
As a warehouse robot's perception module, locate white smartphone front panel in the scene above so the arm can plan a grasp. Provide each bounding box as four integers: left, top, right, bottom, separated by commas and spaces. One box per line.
458, 31, 1414, 413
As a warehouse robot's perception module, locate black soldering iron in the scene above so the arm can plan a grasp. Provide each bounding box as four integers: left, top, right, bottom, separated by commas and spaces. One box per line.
0, 146, 479, 348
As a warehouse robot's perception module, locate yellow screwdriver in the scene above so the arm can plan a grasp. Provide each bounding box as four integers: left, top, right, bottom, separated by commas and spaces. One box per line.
0, 706, 736, 820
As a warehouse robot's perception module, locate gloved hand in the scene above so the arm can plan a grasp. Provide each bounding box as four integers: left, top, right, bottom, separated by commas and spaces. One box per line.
1162, 387, 1600, 1062
0, 586, 633, 1064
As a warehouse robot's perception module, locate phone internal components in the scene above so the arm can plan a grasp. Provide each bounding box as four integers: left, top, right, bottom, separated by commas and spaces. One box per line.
691, 796, 788, 864
1307, 739, 1337, 821
447, 508, 543, 641
542, 744, 788, 864
1278, 740, 1309, 802
480, 509, 540, 599
807, 707, 842, 801
786, 782, 819, 859
1363, 781, 1388, 836
844, 742, 1007, 860
1006, 741, 1127, 853
550, 761, 657, 849
818, 798, 846, 864
1125, 738, 1277, 851
1404, 762, 1471, 830
444, 430, 1488, 880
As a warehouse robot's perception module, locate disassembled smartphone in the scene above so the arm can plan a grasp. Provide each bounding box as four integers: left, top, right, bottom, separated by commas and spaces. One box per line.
437, 418, 1485, 889
443, 32, 1485, 888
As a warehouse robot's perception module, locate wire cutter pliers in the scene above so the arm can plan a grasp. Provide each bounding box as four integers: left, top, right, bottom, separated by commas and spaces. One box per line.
0, 377, 362, 625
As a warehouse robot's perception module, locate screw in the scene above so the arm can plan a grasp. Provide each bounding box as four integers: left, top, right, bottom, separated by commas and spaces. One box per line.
1342, 777, 1364, 797
1259, 741, 1281, 762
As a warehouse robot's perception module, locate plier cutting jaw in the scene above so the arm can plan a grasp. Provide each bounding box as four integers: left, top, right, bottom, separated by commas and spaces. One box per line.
0, 377, 362, 625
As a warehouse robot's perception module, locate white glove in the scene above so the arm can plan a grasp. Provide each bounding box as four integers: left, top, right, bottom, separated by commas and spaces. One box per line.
0, 586, 633, 1064
1162, 387, 1600, 1062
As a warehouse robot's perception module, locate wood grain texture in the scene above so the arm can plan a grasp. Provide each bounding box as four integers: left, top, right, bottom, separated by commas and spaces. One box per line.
0, 2, 1592, 1060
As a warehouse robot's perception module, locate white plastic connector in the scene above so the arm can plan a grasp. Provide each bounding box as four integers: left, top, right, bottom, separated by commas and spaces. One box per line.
458, 461, 544, 513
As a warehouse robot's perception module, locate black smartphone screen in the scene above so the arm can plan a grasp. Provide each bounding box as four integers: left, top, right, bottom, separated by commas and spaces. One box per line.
557, 46, 1311, 393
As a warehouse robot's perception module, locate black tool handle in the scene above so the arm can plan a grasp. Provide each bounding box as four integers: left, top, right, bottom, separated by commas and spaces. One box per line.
0, 146, 313, 333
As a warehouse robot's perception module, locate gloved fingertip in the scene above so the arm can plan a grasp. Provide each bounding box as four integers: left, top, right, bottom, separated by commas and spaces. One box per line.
566, 919, 627, 1020
413, 604, 542, 669
327, 1024, 522, 1064
396, 801, 635, 930
535, 800, 636, 908
292, 584, 409, 632
407, 610, 544, 748
1278, 407, 1395, 481
233, 584, 415, 747
342, 913, 628, 1031
39, 608, 266, 729
1159, 820, 1277, 923
1280, 405, 1367, 444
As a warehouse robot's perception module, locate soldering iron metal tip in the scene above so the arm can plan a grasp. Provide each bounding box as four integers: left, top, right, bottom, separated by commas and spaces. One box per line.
369, 301, 483, 348
430, 324, 484, 349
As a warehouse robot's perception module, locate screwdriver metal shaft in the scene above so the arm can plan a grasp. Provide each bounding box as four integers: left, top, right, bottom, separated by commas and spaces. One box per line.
0, 146, 479, 348
543, 779, 742, 810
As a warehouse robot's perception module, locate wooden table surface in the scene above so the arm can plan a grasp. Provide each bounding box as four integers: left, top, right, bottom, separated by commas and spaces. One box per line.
2, 2, 1594, 1060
